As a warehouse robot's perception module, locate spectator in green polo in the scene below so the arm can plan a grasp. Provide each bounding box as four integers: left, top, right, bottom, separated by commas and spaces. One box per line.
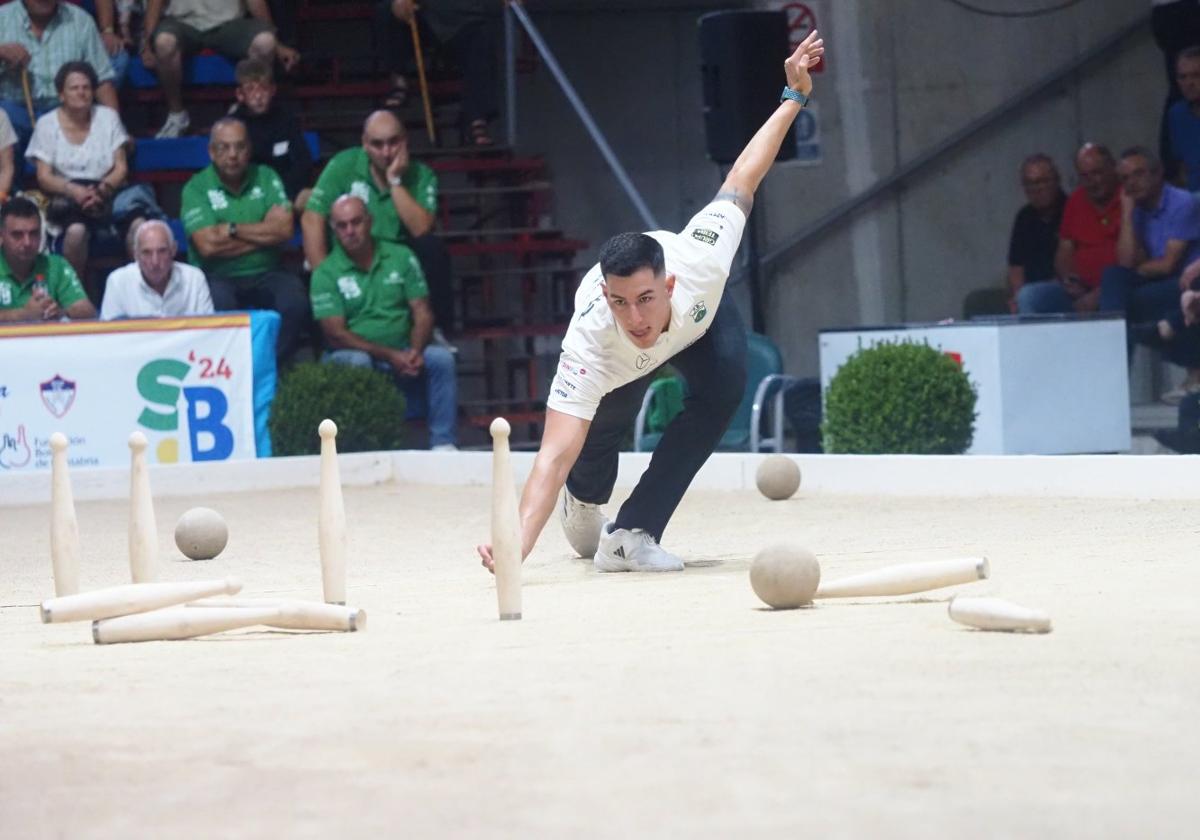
301, 110, 456, 344
181, 116, 309, 361
0, 196, 95, 322
311, 195, 458, 450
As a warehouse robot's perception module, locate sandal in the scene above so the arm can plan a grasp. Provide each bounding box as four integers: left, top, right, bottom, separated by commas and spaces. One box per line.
384, 76, 409, 109
468, 118, 494, 147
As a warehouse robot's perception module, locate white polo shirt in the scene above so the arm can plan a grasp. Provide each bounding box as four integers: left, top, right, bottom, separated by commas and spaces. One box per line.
548, 199, 747, 421
100, 261, 215, 320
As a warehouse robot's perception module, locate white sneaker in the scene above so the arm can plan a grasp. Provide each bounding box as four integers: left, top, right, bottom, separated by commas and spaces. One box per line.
156, 110, 191, 139
594, 523, 684, 573
431, 443, 458, 452
559, 488, 608, 558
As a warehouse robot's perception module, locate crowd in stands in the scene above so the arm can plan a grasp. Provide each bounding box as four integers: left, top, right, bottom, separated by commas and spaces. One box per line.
1004, 5, 1200, 439
0, 0, 498, 452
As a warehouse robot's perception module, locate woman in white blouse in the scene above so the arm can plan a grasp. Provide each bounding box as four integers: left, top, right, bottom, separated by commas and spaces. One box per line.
27, 61, 161, 283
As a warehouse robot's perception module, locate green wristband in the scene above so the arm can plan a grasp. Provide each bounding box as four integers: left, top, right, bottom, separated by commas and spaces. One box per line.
780, 87, 809, 107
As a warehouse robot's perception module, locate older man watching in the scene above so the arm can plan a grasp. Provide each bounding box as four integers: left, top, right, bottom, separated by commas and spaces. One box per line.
311, 195, 458, 450
100, 219, 214, 319
1006, 153, 1065, 311
0, 195, 95, 322
1019, 144, 1123, 314
1099, 146, 1200, 324
181, 116, 307, 359
302, 110, 454, 343
0, 0, 118, 158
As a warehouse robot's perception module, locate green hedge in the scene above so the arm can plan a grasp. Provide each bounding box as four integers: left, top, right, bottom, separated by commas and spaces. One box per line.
269, 362, 406, 456
822, 340, 977, 454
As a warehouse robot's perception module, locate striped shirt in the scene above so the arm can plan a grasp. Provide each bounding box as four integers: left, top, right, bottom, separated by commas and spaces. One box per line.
0, 2, 114, 104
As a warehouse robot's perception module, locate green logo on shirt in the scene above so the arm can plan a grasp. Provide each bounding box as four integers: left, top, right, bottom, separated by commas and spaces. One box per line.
691, 228, 719, 245
690, 301, 708, 323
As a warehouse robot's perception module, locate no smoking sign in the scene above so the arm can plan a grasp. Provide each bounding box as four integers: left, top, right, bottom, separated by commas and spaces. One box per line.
778, 2, 825, 73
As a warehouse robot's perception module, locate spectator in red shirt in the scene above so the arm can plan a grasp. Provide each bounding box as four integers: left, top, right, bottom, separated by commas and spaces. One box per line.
1018, 143, 1121, 314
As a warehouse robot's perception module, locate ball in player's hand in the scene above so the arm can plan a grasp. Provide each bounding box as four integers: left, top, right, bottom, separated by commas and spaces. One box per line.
174, 507, 228, 561
755, 455, 801, 500
750, 544, 820, 609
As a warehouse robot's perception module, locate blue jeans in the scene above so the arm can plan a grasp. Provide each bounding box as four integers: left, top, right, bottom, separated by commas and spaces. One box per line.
324, 347, 458, 447
1098, 265, 1181, 321
1016, 280, 1075, 314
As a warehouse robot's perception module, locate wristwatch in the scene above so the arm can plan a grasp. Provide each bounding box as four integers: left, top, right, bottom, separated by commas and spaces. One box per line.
781, 87, 809, 107
228, 222, 239, 239
388, 175, 404, 187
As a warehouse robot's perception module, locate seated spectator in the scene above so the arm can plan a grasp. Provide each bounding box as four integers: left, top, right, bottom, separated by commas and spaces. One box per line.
229, 58, 312, 211
27, 60, 162, 281
1019, 143, 1121, 314
377, 0, 497, 145
1168, 46, 1200, 191
311, 195, 458, 450
0, 108, 15, 199
100, 218, 213, 318
1134, 254, 1200, 402
142, 0, 298, 138
1101, 145, 1200, 398
0, 0, 118, 158
1006, 153, 1065, 311
181, 117, 307, 360
0, 195, 96, 321
302, 110, 454, 342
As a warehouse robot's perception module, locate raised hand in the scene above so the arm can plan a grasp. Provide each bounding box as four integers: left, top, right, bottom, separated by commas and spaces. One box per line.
784, 30, 824, 96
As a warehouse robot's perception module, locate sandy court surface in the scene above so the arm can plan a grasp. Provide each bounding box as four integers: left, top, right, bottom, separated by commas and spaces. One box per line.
2, 480, 1198, 837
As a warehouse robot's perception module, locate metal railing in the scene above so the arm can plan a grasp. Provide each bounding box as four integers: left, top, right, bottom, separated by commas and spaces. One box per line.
503, 0, 659, 230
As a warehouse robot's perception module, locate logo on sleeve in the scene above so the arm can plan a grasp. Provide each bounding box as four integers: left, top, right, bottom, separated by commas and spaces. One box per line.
691, 228, 719, 245
690, 301, 708, 323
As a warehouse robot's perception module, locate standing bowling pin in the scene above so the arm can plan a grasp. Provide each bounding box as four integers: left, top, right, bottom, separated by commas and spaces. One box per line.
318, 419, 347, 605
49, 433, 80, 596
127, 431, 157, 583
489, 417, 522, 620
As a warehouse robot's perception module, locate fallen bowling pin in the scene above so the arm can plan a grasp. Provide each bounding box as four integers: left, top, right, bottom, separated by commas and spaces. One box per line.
187, 597, 365, 632
815, 557, 989, 599
41, 577, 242, 623
93, 604, 282, 644
949, 596, 1052, 633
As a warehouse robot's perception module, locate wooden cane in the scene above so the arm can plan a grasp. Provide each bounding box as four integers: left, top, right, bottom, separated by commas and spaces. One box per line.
408, 5, 437, 145
21, 68, 35, 125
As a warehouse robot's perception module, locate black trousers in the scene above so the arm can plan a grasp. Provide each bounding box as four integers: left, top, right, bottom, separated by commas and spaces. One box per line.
565, 300, 747, 543
208, 269, 310, 362
375, 1, 499, 126
406, 232, 455, 333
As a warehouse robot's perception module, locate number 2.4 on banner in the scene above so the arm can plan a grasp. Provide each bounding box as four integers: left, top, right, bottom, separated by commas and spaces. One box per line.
187, 351, 234, 380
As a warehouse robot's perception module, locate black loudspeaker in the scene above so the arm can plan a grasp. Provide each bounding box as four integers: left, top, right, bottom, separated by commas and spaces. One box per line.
699, 10, 794, 165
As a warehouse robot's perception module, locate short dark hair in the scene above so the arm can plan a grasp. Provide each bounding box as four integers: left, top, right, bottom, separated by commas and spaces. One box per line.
1020, 153, 1058, 178
55, 60, 99, 94
1, 196, 42, 226
1120, 145, 1162, 172
598, 232, 664, 279
235, 57, 273, 86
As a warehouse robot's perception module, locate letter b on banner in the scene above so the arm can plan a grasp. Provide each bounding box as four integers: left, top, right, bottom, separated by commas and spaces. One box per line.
185, 387, 234, 461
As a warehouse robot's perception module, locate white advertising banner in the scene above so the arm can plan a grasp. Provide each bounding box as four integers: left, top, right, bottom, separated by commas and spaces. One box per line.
0, 315, 256, 472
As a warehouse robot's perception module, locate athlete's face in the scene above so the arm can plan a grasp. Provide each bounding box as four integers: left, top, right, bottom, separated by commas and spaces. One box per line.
603, 268, 676, 349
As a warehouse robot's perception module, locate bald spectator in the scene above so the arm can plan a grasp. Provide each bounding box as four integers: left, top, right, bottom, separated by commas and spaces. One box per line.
1019, 144, 1122, 314
181, 117, 306, 359
302, 110, 454, 342
311, 196, 458, 450
100, 219, 214, 319
1006, 153, 1065, 311
142, 0, 298, 138
0, 0, 118, 158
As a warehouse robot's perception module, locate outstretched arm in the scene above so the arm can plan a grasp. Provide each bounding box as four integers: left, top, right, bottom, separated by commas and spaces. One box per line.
476, 408, 590, 571
715, 30, 824, 217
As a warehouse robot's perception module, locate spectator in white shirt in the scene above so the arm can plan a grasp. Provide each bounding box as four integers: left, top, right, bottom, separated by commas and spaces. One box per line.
100, 219, 214, 319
